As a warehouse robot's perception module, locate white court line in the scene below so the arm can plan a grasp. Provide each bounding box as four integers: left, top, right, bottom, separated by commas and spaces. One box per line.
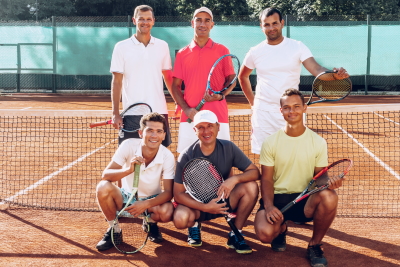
21, 107, 32, 110
0, 139, 116, 204
325, 115, 400, 180
373, 111, 400, 126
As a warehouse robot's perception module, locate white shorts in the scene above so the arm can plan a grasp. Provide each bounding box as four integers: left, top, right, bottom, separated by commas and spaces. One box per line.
251, 109, 285, 154
177, 122, 230, 153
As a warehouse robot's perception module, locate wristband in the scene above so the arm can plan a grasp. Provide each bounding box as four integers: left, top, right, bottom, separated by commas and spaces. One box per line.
219, 94, 225, 101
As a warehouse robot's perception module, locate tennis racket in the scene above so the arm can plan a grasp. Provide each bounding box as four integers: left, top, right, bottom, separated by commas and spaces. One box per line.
182, 157, 244, 242
111, 164, 149, 254
280, 159, 353, 214
187, 54, 240, 123
89, 103, 152, 133
306, 71, 352, 105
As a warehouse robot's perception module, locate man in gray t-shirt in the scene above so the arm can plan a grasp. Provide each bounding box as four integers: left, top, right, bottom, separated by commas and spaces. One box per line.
173, 110, 260, 254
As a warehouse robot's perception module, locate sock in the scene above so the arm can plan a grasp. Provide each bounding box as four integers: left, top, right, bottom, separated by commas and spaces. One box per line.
108, 220, 121, 233
230, 229, 242, 236
147, 215, 156, 223
192, 221, 199, 228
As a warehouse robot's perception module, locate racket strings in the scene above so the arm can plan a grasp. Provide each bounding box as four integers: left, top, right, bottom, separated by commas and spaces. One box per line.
313, 77, 352, 99
209, 56, 240, 93
315, 161, 351, 187
114, 217, 148, 253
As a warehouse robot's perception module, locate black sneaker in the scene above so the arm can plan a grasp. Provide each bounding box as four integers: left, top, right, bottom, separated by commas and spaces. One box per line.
307, 244, 328, 267
271, 224, 287, 252
96, 228, 123, 251
187, 222, 202, 247
227, 233, 253, 254
146, 221, 164, 243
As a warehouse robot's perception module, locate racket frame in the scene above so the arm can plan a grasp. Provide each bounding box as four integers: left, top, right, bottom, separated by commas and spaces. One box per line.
306, 70, 352, 106
280, 159, 353, 214
182, 157, 244, 241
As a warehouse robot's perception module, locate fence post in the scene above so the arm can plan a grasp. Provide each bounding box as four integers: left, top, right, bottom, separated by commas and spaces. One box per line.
365, 15, 371, 95
52, 16, 57, 93
17, 44, 21, 92
286, 15, 290, 38
128, 15, 132, 37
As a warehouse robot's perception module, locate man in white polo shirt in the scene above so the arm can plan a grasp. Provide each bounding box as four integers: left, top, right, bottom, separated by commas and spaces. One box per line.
96, 113, 175, 251
238, 7, 350, 154
110, 4, 173, 147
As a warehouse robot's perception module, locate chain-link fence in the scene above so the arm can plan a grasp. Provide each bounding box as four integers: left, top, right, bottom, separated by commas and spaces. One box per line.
0, 15, 399, 94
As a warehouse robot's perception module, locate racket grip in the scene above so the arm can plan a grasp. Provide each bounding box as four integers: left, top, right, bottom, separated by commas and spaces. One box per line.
225, 216, 244, 241
89, 119, 112, 128
280, 201, 295, 214
187, 100, 206, 123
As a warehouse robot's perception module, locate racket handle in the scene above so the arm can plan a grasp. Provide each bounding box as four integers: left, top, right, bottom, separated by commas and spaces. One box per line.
280, 201, 296, 214
187, 100, 206, 123
89, 119, 112, 128
225, 216, 244, 241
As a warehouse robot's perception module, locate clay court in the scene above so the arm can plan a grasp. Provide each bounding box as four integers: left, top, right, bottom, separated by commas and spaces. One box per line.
1, 94, 399, 266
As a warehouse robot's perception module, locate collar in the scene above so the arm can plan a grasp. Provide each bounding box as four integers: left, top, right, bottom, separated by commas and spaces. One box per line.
135, 141, 164, 168
189, 38, 214, 49
131, 35, 155, 45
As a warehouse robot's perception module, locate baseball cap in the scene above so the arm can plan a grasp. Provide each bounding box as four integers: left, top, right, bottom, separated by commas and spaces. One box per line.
193, 110, 218, 126
193, 7, 213, 20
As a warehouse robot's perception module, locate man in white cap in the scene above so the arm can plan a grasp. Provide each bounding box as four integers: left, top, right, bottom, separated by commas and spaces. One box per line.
172, 110, 260, 254
171, 7, 236, 153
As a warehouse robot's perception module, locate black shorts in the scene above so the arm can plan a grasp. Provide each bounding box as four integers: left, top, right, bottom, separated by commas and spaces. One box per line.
118, 113, 172, 147
258, 193, 313, 223
197, 198, 233, 223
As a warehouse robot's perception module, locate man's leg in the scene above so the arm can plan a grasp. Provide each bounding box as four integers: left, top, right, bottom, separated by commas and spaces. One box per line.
254, 209, 284, 244
304, 189, 338, 267
226, 181, 259, 254
145, 202, 175, 243
96, 180, 124, 251
173, 204, 202, 246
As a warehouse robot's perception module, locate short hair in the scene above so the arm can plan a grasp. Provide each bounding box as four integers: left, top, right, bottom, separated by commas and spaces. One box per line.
280, 89, 305, 106
140, 112, 167, 132
133, 5, 154, 18
259, 7, 282, 22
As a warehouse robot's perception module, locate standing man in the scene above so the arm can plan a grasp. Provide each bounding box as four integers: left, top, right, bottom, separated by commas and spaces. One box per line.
238, 7, 350, 154
171, 7, 236, 153
96, 113, 175, 251
110, 5, 173, 147
255, 89, 344, 267
173, 110, 259, 254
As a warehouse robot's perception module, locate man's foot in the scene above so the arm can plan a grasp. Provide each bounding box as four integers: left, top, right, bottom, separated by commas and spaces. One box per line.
187, 222, 202, 247
227, 232, 253, 254
96, 228, 123, 251
271, 224, 287, 252
143, 219, 164, 243
307, 244, 328, 267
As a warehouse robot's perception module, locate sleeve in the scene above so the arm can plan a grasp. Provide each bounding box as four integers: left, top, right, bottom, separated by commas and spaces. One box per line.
172, 51, 183, 80
110, 43, 124, 74
174, 152, 189, 184
162, 42, 172, 70
162, 150, 175, 180
111, 139, 131, 166
231, 142, 252, 171
315, 138, 328, 167
242, 49, 255, 70
299, 41, 313, 62
259, 138, 275, 166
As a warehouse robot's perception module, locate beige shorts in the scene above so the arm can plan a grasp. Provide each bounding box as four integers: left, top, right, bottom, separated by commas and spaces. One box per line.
177, 122, 230, 153
251, 109, 286, 154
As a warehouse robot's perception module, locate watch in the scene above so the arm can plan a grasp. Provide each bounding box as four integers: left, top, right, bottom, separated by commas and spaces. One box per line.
219, 94, 225, 101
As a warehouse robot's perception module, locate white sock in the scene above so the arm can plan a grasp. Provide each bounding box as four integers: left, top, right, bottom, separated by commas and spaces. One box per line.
230, 229, 242, 236
108, 220, 121, 233
192, 221, 198, 228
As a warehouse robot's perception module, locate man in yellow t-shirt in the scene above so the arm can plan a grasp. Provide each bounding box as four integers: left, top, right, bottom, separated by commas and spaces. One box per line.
254, 89, 344, 267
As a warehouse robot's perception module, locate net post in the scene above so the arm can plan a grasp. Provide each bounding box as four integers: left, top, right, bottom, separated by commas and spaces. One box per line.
285, 14, 290, 38
364, 14, 371, 95
16, 44, 21, 92
128, 15, 132, 37
52, 16, 57, 93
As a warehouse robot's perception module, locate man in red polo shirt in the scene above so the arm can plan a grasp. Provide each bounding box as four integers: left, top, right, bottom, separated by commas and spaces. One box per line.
171, 7, 235, 153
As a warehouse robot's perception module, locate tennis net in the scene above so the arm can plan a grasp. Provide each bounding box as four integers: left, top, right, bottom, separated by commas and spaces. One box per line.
0, 104, 399, 217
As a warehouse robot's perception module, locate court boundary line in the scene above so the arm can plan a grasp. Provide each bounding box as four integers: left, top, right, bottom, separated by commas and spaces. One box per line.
325, 115, 400, 180
373, 111, 400, 126
0, 139, 117, 205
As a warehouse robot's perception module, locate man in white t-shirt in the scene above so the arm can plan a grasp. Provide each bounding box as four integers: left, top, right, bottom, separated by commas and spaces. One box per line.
238, 7, 350, 154
110, 5, 173, 147
95, 113, 175, 251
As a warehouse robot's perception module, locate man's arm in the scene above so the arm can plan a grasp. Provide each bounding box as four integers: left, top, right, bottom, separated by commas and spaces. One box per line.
238, 65, 255, 106
171, 77, 198, 120
162, 70, 173, 97
303, 57, 349, 80
102, 160, 133, 182
261, 165, 282, 224
111, 72, 124, 129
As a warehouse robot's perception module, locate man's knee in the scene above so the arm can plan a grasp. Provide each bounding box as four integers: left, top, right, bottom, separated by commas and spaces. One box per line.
156, 203, 174, 223
96, 180, 115, 198
255, 212, 278, 243
238, 181, 259, 200
320, 189, 338, 209
172, 207, 191, 229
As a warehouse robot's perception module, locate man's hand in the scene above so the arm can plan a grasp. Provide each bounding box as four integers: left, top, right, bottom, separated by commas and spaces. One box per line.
129, 156, 144, 173
184, 107, 199, 121
125, 200, 149, 217
333, 67, 350, 79
112, 113, 123, 130
328, 175, 345, 190
203, 91, 222, 102
203, 197, 229, 214
217, 177, 238, 199
265, 205, 283, 225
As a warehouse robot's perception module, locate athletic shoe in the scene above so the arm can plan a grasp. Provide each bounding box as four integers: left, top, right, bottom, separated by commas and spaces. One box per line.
96, 228, 123, 251
187, 222, 202, 247
143, 220, 164, 243
271, 224, 287, 252
227, 232, 253, 254
307, 244, 328, 267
